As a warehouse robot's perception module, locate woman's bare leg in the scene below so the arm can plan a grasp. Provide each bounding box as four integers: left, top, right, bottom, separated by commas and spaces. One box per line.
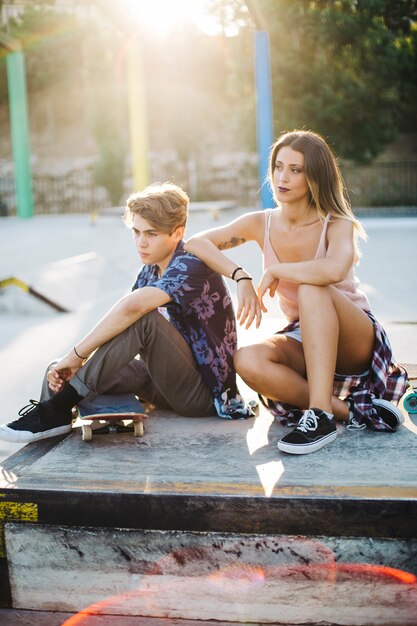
234, 337, 306, 404
236, 285, 374, 422
234, 336, 350, 422
298, 283, 375, 413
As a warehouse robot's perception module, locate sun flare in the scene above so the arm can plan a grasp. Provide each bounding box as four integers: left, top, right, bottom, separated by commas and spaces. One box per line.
125, 0, 218, 36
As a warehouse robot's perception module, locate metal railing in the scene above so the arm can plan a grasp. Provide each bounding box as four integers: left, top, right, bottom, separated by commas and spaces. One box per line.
343, 162, 417, 208
0, 169, 108, 216
1, 161, 416, 216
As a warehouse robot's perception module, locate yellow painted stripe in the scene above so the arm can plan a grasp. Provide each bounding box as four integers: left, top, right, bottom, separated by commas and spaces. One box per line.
0, 502, 38, 557
0, 277, 29, 292
126, 38, 149, 191
28, 478, 417, 500
142, 482, 417, 499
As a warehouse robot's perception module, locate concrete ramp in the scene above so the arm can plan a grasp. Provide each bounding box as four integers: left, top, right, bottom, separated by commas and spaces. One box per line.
1, 407, 417, 624
5, 525, 417, 625
0, 252, 132, 316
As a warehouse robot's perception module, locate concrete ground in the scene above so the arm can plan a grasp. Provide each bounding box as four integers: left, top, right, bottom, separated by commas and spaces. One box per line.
0, 209, 416, 464
1, 209, 417, 626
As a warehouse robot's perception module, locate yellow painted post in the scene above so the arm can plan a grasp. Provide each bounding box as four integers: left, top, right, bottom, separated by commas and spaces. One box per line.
126, 37, 149, 192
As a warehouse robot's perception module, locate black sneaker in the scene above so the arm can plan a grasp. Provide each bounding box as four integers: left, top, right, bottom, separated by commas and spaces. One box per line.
372, 398, 404, 430
0, 400, 73, 443
278, 408, 337, 455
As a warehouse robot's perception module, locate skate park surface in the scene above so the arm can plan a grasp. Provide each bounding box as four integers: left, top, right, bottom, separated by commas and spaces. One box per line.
0, 209, 416, 625
1, 209, 416, 461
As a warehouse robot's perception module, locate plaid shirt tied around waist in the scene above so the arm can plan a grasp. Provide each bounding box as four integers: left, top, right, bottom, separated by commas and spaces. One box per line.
265, 313, 408, 432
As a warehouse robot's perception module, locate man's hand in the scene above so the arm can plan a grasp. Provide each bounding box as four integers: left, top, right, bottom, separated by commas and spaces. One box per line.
236, 279, 262, 329
47, 351, 84, 393
257, 269, 279, 313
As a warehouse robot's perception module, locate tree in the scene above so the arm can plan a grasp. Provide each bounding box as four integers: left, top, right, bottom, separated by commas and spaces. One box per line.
0, 2, 128, 204
0, 4, 86, 97
210, 0, 417, 163
145, 22, 255, 155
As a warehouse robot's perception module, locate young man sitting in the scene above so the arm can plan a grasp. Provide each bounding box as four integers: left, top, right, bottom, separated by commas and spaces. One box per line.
0, 183, 253, 443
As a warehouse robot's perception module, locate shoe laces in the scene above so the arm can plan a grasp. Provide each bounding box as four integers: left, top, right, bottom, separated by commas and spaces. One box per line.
347, 416, 367, 431
296, 409, 318, 433
18, 399, 41, 417
15, 399, 49, 428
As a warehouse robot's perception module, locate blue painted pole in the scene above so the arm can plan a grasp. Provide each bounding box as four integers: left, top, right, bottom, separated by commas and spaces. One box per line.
254, 31, 275, 209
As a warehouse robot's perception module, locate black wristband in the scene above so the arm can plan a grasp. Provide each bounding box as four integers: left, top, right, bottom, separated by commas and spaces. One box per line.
230, 266, 243, 280
236, 276, 253, 283
74, 346, 88, 360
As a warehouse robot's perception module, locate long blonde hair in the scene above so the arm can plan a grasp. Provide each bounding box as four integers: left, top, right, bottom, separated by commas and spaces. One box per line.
269, 130, 366, 243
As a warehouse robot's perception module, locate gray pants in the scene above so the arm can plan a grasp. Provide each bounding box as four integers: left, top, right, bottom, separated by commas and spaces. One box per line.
41, 310, 215, 417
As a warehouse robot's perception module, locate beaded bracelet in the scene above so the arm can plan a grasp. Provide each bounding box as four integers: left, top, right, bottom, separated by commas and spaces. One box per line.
236, 276, 253, 283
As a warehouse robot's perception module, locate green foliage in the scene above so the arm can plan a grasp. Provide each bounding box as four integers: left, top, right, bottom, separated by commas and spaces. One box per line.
144, 22, 256, 162
258, 0, 416, 162
211, 0, 417, 162
84, 33, 127, 207
93, 110, 126, 206
0, 3, 128, 204
1, 0, 415, 172
1, 5, 86, 96
395, 21, 417, 132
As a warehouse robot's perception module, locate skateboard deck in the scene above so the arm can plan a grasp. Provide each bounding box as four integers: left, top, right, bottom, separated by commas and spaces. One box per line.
77, 393, 147, 442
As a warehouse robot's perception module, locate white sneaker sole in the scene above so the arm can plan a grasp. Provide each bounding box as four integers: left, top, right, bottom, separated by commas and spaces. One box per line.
0, 423, 72, 443
372, 398, 404, 427
278, 430, 337, 455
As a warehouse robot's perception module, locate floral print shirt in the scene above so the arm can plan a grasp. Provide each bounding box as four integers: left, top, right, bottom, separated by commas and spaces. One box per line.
132, 241, 253, 419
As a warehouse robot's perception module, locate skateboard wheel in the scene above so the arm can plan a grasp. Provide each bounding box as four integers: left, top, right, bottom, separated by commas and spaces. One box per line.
404, 392, 417, 414
133, 420, 144, 437
82, 425, 92, 441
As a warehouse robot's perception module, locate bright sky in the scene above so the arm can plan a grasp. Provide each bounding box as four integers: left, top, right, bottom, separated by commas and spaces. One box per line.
124, 0, 238, 36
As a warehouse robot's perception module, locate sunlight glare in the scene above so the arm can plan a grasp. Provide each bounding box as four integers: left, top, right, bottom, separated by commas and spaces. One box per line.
256, 461, 285, 497
124, 0, 218, 36
246, 412, 274, 455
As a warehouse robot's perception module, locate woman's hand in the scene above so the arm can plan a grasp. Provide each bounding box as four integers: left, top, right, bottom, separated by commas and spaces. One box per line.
257, 269, 279, 312
236, 279, 262, 329
47, 351, 85, 392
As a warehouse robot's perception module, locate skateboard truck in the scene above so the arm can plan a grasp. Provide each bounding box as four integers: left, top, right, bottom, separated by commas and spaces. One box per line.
77, 393, 147, 442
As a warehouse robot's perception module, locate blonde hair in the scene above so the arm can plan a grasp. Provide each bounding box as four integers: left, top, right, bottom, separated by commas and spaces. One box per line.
269, 130, 366, 243
125, 183, 189, 233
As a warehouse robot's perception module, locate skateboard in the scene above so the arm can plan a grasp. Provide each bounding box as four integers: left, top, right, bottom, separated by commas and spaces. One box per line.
77, 393, 147, 442
402, 363, 417, 415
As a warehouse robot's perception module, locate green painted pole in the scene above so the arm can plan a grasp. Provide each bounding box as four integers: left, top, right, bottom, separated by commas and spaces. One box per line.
6, 50, 33, 218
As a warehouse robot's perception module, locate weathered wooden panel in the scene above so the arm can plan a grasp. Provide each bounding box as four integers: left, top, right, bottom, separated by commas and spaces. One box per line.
5, 524, 417, 625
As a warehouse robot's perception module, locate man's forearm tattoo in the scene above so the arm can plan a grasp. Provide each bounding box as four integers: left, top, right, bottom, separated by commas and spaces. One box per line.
218, 236, 246, 250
